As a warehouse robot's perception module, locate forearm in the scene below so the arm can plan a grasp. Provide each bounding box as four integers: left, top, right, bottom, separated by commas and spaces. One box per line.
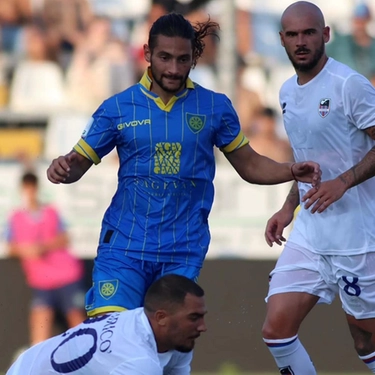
7, 243, 20, 258
338, 146, 375, 189
63, 151, 90, 183
242, 153, 294, 185
282, 181, 300, 212
42, 233, 69, 252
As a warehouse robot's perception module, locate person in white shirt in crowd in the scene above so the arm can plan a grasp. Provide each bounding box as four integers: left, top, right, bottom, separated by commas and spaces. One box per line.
6, 274, 207, 375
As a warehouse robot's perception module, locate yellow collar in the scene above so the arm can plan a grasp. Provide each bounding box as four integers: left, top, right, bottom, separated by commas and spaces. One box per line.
138, 68, 195, 112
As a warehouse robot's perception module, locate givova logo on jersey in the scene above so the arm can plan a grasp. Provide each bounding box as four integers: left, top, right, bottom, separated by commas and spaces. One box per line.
318, 98, 330, 118
186, 113, 206, 133
99, 280, 119, 299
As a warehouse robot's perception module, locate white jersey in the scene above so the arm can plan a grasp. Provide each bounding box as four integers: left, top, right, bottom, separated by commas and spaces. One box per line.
6, 309, 192, 375
281, 58, 375, 255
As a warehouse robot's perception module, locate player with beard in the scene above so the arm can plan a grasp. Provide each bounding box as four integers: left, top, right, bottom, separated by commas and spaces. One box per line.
6, 274, 207, 375
262, 2, 375, 374
46, 12, 321, 318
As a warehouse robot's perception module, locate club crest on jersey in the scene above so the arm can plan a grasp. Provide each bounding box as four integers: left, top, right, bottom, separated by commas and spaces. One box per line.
186, 113, 206, 134
318, 98, 330, 118
99, 280, 119, 299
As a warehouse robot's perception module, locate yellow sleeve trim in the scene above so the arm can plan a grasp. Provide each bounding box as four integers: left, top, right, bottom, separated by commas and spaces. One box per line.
73, 138, 101, 165
86, 306, 127, 317
221, 131, 249, 153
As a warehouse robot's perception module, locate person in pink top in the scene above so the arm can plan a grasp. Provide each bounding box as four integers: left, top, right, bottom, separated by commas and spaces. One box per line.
5, 171, 86, 346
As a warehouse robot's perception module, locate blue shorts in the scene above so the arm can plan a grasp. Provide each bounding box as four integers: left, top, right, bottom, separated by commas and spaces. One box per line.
85, 249, 201, 316
31, 279, 86, 314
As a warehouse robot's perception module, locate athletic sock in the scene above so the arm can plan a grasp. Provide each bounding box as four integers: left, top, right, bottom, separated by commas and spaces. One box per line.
263, 335, 316, 374
359, 351, 375, 373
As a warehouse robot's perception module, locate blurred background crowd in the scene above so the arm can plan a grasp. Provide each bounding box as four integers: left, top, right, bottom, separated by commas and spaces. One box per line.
0, 0, 374, 165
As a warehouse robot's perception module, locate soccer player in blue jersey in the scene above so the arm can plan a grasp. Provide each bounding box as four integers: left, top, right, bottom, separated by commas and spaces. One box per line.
47, 12, 321, 317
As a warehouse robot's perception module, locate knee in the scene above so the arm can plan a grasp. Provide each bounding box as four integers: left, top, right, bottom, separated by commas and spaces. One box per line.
347, 320, 375, 356
262, 317, 296, 340
353, 338, 374, 356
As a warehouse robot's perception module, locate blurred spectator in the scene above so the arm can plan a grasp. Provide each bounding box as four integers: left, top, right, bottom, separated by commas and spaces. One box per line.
327, 2, 375, 83
186, 6, 219, 91
235, 55, 264, 137
8, 23, 67, 114
248, 106, 293, 163
4, 171, 86, 346
64, 16, 135, 113
37, 0, 93, 70
0, 0, 32, 55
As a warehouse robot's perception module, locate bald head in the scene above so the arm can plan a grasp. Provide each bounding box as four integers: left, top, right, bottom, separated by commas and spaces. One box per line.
281, 1, 325, 31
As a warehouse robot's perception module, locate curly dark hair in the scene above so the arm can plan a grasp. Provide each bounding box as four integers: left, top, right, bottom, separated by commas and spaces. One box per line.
148, 12, 220, 68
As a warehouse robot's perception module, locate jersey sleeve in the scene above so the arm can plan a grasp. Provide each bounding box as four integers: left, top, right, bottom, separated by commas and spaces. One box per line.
163, 352, 192, 375
214, 95, 249, 153
110, 358, 162, 375
73, 104, 119, 165
343, 73, 375, 130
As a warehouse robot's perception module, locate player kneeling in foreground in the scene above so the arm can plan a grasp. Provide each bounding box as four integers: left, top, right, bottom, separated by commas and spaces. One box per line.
6, 274, 207, 375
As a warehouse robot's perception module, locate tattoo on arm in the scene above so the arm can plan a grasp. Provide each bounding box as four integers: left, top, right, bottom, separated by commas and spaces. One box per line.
340, 147, 375, 188
284, 181, 300, 208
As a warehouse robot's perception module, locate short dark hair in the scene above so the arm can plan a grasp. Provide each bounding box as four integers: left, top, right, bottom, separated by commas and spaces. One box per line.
144, 274, 204, 313
148, 12, 219, 68
21, 171, 38, 186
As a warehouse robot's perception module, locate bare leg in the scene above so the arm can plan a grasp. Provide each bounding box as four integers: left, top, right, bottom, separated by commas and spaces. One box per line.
29, 306, 54, 345
346, 314, 375, 372
66, 308, 86, 328
262, 292, 319, 339
262, 292, 319, 375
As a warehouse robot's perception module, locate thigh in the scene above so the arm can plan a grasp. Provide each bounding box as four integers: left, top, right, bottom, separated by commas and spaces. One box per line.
31, 288, 55, 310
266, 243, 338, 305
55, 280, 86, 314
334, 252, 375, 320
85, 250, 152, 316
155, 263, 201, 283
264, 292, 319, 337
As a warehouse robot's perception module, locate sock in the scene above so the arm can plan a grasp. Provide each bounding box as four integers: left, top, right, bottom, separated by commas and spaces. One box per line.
359, 351, 375, 373
263, 335, 316, 374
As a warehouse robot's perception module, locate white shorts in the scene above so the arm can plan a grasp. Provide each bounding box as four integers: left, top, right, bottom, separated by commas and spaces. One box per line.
266, 243, 375, 319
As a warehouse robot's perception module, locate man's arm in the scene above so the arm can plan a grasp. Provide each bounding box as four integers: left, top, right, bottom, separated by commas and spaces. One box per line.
303, 126, 375, 213
110, 358, 162, 375
265, 182, 299, 247
225, 143, 320, 186
47, 150, 93, 184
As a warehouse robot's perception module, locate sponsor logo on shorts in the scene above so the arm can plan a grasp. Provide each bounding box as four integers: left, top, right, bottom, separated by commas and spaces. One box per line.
99, 280, 119, 300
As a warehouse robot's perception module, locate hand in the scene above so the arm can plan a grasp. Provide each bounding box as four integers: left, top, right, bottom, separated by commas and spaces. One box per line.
292, 162, 321, 188
17, 244, 44, 259
265, 207, 295, 247
302, 177, 347, 213
47, 153, 77, 184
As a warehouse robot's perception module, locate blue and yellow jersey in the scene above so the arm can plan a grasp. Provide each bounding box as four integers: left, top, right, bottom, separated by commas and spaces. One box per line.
74, 70, 248, 266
